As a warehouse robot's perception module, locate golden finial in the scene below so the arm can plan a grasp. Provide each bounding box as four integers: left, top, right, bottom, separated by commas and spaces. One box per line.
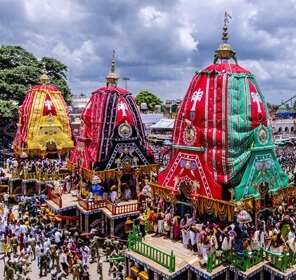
40, 62, 50, 85
106, 50, 119, 86
214, 12, 237, 63
222, 12, 231, 42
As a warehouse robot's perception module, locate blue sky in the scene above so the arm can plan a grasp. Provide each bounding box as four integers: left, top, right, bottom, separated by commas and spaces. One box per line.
0, 0, 295, 105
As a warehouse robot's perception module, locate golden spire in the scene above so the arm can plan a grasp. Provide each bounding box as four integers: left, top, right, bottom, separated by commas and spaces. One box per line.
39, 62, 50, 85
222, 19, 229, 42
106, 50, 119, 86
215, 12, 236, 62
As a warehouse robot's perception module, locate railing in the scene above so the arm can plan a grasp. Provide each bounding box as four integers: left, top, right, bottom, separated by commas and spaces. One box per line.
226, 251, 248, 271
226, 250, 264, 272
105, 199, 139, 215
288, 252, 296, 268
47, 189, 62, 208
207, 251, 228, 272
207, 248, 296, 273
0, 184, 9, 195
248, 250, 264, 267
77, 197, 139, 215
78, 197, 106, 211
261, 248, 291, 272
25, 172, 39, 180
11, 171, 68, 181
42, 173, 68, 181
11, 170, 40, 180
131, 239, 175, 272
128, 224, 175, 273
11, 170, 21, 179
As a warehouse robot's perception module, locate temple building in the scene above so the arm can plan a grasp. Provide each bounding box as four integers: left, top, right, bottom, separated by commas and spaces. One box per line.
13, 67, 74, 158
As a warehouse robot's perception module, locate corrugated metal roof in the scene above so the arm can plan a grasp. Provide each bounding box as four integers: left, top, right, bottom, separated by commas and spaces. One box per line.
150, 118, 175, 129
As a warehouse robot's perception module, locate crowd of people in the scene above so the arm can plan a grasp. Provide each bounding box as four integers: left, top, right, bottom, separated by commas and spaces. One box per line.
5, 158, 68, 176
0, 135, 294, 277
136, 195, 296, 269
0, 194, 127, 279
276, 146, 296, 183
149, 143, 171, 170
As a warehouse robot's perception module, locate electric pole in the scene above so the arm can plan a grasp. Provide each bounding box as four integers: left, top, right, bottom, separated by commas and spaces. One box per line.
122, 77, 130, 90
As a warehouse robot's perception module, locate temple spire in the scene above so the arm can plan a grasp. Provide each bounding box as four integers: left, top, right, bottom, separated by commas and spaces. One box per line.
222, 11, 231, 43
214, 12, 238, 64
106, 50, 119, 87
39, 62, 50, 85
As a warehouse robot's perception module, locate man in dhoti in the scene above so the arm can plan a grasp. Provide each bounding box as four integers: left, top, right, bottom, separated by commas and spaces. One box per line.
287, 226, 296, 253
110, 186, 117, 203
200, 232, 211, 268
65, 175, 72, 193
180, 215, 191, 248
156, 209, 164, 236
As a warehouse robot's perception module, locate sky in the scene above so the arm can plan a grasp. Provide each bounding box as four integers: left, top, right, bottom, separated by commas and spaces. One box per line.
0, 0, 296, 105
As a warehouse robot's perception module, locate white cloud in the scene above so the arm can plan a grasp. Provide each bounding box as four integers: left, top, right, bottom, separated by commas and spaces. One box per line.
178, 27, 198, 52
240, 60, 271, 81
0, 0, 295, 104
24, 0, 85, 22
139, 6, 167, 28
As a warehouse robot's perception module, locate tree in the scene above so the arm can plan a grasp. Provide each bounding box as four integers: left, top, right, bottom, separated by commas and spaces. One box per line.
0, 45, 72, 105
135, 90, 162, 111
41, 57, 72, 104
0, 46, 39, 103
0, 101, 19, 126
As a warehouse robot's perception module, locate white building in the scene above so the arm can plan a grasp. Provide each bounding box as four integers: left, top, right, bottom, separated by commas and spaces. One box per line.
271, 119, 295, 135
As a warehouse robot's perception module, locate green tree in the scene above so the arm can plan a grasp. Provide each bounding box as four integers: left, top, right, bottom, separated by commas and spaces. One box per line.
0, 45, 72, 105
0, 46, 39, 103
135, 90, 162, 111
0, 101, 19, 126
41, 57, 72, 104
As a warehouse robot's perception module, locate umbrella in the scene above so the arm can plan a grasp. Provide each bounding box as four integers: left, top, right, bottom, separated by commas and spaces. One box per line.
20, 152, 28, 159
237, 210, 252, 223
163, 139, 172, 146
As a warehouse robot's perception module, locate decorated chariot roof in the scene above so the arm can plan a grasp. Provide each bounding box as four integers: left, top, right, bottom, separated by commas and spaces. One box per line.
13, 65, 73, 156
70, 52, 155, 171
156, 13, 288, 200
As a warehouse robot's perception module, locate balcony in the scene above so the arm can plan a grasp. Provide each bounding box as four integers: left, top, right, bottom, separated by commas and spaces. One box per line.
78, 197, 139, 215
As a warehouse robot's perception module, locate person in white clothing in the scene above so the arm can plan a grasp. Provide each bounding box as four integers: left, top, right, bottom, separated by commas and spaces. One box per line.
81, 244, 90, 266
252, 227, 265, 250
35, 243, 41, 267
287, 226, 296, 253
222, 234, 232, 252
54, 230, 63, 246
43, 238, 51, 253
20, 223, 28, 235
180, 215, 190, 248
209, 230, 218, 255
200, 232, 211, 268
60, 250, 70, 276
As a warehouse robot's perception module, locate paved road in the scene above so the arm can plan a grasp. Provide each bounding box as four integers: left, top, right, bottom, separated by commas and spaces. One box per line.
0, 253, 112, 279
0, 206, 115, 279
